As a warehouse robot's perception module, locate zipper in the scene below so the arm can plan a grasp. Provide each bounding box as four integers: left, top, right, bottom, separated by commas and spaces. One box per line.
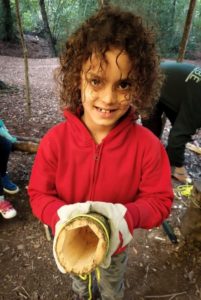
89, 144, 102, 200
95, 144, 101, 160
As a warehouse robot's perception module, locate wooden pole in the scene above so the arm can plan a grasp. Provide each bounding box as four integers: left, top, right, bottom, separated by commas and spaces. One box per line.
177, 0, 197, 62
15, 0, 31, 116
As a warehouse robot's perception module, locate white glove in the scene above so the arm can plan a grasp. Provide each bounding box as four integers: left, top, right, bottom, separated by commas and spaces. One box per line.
53, 201, 133, 272
89, 201, 133, 268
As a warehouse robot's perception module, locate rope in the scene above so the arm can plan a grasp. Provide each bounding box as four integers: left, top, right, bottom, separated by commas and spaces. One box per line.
72, 213, 109, 300
95, 267, 101, 283
79, 268, 100, 300
78, 273, 92, 300
174, 184, 193, 198
88, 274, 92, 300
174, 184, 201, 209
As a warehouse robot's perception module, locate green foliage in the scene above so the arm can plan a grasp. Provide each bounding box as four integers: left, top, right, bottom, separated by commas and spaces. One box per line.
10, 0, 42, 33
1, 0, 201, 59
110, 0, 200, 59
45, 0, 99, 52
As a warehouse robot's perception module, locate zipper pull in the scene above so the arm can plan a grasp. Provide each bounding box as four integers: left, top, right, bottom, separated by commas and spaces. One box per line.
95, 145, 101, 160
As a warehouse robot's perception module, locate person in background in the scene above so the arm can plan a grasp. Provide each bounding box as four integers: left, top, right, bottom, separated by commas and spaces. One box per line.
28, 6, 173, 300
0, 120, 18, 219
142, 61, 201, 184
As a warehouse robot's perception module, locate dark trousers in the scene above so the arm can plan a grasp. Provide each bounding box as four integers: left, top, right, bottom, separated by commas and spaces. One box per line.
0, 136, 12, 195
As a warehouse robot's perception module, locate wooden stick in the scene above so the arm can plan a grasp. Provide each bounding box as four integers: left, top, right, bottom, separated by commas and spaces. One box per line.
15, 135, 40, 143
144, 291, 187, 299
13, 141, 38, 153
186, 143, 201, 155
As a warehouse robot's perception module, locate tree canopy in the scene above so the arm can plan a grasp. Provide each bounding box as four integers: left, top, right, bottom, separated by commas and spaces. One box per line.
0, 0, 200, 59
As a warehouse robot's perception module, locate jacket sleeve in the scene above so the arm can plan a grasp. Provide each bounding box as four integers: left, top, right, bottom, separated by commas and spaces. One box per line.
166, 97, 201, 166
28, 131, 64, 234
125, 140, 174, 231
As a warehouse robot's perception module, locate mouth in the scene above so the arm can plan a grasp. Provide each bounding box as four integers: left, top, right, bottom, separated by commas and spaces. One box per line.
94, 106, 117, 113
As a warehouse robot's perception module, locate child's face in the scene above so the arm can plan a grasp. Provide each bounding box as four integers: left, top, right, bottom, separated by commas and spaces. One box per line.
80, 48, 132, 134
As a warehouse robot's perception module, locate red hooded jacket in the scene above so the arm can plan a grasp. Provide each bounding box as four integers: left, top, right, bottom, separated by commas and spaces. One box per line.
29, 110, 173, 241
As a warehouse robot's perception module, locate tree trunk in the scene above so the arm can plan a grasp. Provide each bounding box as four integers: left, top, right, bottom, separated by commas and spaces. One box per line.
177, 0, 197, 62
39, 0, 56, 57
180, 180, 201, 243
15, 0, 31, 117
169, 0, 177, 47
13, 136, 40, 153
2, 0, 15, 41
98, 0, 110, 7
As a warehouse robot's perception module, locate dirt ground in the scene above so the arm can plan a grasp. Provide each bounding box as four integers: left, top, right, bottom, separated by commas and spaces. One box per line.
0, 40, 201, 300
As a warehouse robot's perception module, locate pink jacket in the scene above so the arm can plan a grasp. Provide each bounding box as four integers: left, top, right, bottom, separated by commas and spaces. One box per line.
29, 110, 173, 239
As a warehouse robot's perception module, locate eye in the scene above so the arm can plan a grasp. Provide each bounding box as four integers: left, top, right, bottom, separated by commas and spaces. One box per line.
118, 80, 131, 90
90, 78, 101, 86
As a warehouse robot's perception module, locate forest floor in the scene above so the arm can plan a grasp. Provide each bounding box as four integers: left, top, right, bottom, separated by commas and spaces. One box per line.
0, 39, 201, 300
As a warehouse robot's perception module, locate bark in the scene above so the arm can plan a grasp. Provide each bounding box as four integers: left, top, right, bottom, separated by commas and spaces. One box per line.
2, 0, 15, 41
177, 0, 197, 62
180, 180, 201, 243
13, 136, 39, 153
169, 0, 177, 47
39, 0, 56, 57
13, 136, 40, 153
171, 0, 177, 25
15, 0, 31, 117
13, 141, 38, 153
98, 0, 110, 7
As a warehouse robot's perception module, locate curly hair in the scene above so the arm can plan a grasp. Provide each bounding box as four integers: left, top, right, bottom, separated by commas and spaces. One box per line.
55, 5, 163, 117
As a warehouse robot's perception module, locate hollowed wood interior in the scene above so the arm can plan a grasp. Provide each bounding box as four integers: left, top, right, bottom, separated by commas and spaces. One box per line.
56, 217, 107, 274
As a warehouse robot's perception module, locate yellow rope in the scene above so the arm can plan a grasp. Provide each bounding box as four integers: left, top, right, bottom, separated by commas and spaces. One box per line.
79, 268, 101, 300
73, 213, 108, 300
95, 267, 101, 283
175, 184, 193, 198
88, 274, 92, 300
174, 183, 201, 209
78, 273, 92, 300
79, 274, 88, 280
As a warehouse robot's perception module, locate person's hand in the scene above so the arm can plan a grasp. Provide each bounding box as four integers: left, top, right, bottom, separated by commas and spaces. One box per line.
0, 119, 17, 143
84, 201, 133, 268
171, 166, 192, 184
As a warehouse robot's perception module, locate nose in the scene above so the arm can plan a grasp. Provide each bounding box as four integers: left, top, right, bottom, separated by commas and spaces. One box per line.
102, 86, 116, 105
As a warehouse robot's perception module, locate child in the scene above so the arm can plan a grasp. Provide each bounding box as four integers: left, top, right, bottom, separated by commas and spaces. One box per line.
0, 129, 18, 219
142, 61, 201, 184
29, 6, 173, 300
